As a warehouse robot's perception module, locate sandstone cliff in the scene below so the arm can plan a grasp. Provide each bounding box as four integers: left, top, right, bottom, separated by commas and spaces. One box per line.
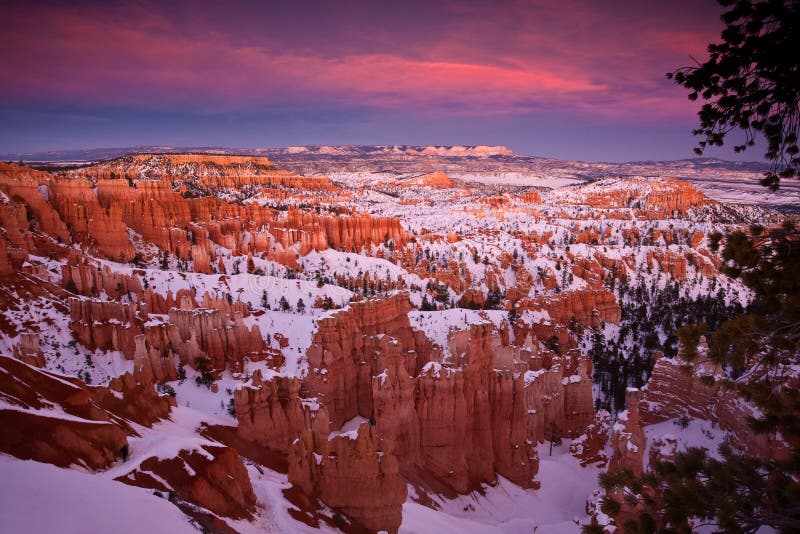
0, 353, 169, 469
288, 424, 406, 533
69, 295, 268, 378
609, 388, 647, 477
640, 352, 790, 461
117, 444, 257, 521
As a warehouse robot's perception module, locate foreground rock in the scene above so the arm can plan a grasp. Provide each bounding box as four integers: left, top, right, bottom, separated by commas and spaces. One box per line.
289, 424, 406, 533
0, 353, 170, 469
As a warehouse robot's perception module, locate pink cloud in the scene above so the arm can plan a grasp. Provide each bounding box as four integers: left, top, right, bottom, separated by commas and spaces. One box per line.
1, 1, 716, 122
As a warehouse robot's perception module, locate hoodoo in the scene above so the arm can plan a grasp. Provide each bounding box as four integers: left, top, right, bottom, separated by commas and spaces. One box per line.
0, 149, 781, 532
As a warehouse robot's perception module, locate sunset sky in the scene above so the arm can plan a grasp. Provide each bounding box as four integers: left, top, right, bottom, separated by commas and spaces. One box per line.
0, 0, 756, 161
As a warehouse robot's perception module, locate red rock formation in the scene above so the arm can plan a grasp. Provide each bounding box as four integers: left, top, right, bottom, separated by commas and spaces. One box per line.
0, 163, 71, 244
569, 177, 713, 218
0, 163, 136, 261
69, 296, 267, 378
640, 352, 790, 461
519, 189, 543, 204
690, 230, 705, 248
235, 371, 328, 452
304, 294, 428, 428
288, 424, 406, 533
13, 332, 45, 367
278, 207, 409, 255
0, 160, 406, 279
458, 288, 486, 308
489, 368, 540, 488
0, 354, 170, 469
521, 288, 621, 327
609, 388, 647, 477
69, 297, 142, 358
0, 232, 14, 277
371, 336, 422, 465
117, 444, 257, 520
303, 298, 594, 494
167, 307, 267, 372
76, 153, 336, 192
0, 405, 128, 471
397, 171, 455, 189
647, 250, 688, 280
570, 410, 611, 467
414, 357, 494, 493
62, 261, 143, 297
562, 354, 596, 435
645, 178, 711, 215
0, 354, 253, 523
48, 178, 135, 261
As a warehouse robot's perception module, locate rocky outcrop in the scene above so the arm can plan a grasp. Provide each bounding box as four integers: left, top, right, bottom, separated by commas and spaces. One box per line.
69, 298, 142, 358
288, 424, 406, 533
570, 410, 611, 467
235, 371, 328, 452
565, 177, 713, 218
12, 332, 45, 367
277, 207, 409, 255
0, 163, 71, 244
75, 153, 336, 192
519, 189, 543, 204
609, 388, 647, 477
117, 444, 257, 520
0, 353, 253, 524
640, 352, 790, 461
303, 297, 595, 494
0, 199, 36, 276
647, 250, 688, 280
62, 261, 143, 297
0, 354, 170, 470
562, 354, 596, 434
645, 178, 710, 215
304, 293, 430, 428
0, 406, 128, 471
0, 160, 406, 276
522, 288, 622, 327
167, 307, 267, 373
413, 354, 496, 493
397, 171, 454, 189
0, 232, 14, 277
48, 178, 136, 262
69, 295, 267, 378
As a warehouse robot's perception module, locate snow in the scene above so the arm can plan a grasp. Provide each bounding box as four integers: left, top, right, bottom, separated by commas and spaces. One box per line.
404, 442, 602, 533
1, 153, 778, 533
0, 455, 197, 534
0, 397, 110, 425
100, 406, 226, 486
409, 309, 508, 357
524, 368, 548, 386
328, 415, 369, 441
241, 463, 342, 534
643, 417, 730, 469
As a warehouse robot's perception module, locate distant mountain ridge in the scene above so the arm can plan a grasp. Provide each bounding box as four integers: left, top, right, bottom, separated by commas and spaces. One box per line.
0, 144, 768, 172
2, 144, 515, 162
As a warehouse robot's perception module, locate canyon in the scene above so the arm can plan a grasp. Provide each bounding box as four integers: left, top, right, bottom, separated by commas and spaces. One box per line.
0, 149, 784, 533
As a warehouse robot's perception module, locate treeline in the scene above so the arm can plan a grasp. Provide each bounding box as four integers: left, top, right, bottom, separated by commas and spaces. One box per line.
591, 276, 745, 413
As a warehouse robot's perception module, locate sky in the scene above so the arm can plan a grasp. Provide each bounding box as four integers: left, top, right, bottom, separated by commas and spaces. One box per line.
0, 0, 761, 162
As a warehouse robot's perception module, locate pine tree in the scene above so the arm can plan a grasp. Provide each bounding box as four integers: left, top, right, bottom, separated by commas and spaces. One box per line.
599, 222, 800, 531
